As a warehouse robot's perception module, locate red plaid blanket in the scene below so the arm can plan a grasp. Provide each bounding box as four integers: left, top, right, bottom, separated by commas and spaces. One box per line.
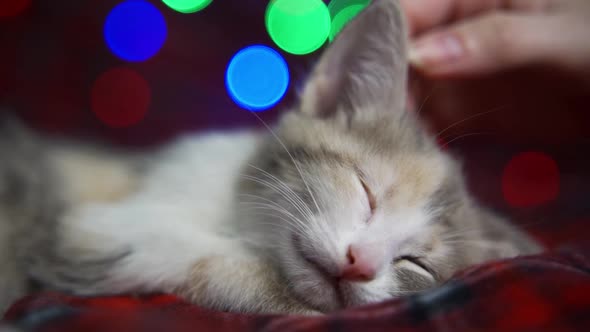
3, 243, 590, 332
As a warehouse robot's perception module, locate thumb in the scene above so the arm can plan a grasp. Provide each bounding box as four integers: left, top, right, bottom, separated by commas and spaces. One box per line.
408, 13, 565, 77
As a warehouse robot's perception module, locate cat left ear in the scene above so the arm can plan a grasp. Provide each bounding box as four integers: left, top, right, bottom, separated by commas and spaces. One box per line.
300, 0, 409, 118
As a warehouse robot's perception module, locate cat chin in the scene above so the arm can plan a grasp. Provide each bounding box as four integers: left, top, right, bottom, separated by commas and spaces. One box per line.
282, 256, 389, 312
290, 276, 341, 312
288, 274, 391, 313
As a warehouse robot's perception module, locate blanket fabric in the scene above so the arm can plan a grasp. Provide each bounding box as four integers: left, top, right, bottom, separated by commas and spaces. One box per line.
2, 244, 590, 332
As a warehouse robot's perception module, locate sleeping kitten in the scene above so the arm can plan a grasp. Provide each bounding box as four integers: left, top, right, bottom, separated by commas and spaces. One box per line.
0, 0, 541, 315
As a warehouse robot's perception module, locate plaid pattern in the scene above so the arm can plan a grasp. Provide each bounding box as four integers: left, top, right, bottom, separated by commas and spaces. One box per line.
3, 244, 590, 332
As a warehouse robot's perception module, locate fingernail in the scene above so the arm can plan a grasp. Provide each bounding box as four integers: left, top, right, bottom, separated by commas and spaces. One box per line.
409, 34, 464, 68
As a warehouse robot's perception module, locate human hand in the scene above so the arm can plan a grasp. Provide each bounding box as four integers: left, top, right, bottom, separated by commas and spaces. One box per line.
398, 0, 590, 147
401, 0, 590, 77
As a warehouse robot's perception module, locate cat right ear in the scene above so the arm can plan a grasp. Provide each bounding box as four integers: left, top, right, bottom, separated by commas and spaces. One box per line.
299, 0, 409, 119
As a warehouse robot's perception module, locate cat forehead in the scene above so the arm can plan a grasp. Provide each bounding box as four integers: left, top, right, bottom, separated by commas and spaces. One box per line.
278, 110, 426, 155
277, 110, 446, 169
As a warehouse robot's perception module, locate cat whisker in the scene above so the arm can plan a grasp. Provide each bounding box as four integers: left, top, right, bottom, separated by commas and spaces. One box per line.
435, 105, 509, 139
239, 175, 314, 224
238, 173, 325, 241
440, 239, 511, 250
238, 194, 313, 233
238, 184, 310, 223
244, 165, 314, 220
239, 203, 312, 234
440, 231, 485, 240
242, 220, 310, 242
247, 112, 324, 220
241, 218, 306, 240
440, 227, 487, 237
240, 204, 311, 232
240, 174, 310, 220
413, 85, 439, 116
440, 132, 498, 147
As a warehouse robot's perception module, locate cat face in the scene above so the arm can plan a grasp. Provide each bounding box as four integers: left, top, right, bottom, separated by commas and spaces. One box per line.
239, 0, 478, 312
253, 111, 468, 312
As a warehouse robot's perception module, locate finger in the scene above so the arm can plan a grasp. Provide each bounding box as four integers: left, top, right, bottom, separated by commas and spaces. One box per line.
408, 13, 568, 77
400, 0, 455, 35
400, 0, 544, 36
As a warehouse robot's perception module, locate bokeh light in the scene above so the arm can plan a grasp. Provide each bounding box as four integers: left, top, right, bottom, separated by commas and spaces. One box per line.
502, 152, 560, 208
225, 45, 289, 111
91, 67, 151, 128
104, 0, 167, 62
0, 0, 31, 18
265, 0, 331, 55
328, 0, 369, 41
162, 0, 212, 13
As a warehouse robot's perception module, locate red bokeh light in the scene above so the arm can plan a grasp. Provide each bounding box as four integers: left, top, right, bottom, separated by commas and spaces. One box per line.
502, 152, 560, 208
0, 0, 31, 18
91, 67, 151, 128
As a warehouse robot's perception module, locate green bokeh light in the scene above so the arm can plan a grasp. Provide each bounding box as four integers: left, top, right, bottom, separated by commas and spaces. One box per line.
328, 0, 369, 42
162, 0, 212, 14
265, 0, 331, 55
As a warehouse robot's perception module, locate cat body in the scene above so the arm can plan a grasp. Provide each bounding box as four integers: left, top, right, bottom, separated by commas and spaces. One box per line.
0, 0, 541, 315
0, 129, 307, 313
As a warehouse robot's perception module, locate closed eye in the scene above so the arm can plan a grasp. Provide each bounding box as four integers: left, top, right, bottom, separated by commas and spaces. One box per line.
394, 256, 433, 276
360, 178, 376, 215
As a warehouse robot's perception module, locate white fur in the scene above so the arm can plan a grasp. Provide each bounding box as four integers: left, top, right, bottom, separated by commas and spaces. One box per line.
58, 131, 263, 293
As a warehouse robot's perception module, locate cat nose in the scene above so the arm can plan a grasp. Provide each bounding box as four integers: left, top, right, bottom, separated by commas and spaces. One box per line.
340, 245, 378, 282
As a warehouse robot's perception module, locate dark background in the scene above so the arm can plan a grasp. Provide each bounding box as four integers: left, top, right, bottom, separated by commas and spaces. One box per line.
1, 0, 589, 247
0, 0, 322, 146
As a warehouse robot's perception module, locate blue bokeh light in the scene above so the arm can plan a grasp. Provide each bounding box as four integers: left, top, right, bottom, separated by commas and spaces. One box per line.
225, 45, 290, 111
104, 0, 167, 62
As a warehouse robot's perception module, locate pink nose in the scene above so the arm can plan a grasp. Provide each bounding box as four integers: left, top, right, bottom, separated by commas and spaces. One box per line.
340, 245, 378, 282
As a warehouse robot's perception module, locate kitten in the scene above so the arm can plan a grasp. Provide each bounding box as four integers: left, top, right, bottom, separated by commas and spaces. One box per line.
0, 0, 542, 315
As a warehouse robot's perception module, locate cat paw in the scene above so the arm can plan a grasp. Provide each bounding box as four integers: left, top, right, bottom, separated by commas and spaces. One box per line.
26, 204, 130, 295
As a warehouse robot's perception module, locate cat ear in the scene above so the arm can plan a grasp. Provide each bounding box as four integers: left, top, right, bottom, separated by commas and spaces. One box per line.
300, 0, 408, 118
